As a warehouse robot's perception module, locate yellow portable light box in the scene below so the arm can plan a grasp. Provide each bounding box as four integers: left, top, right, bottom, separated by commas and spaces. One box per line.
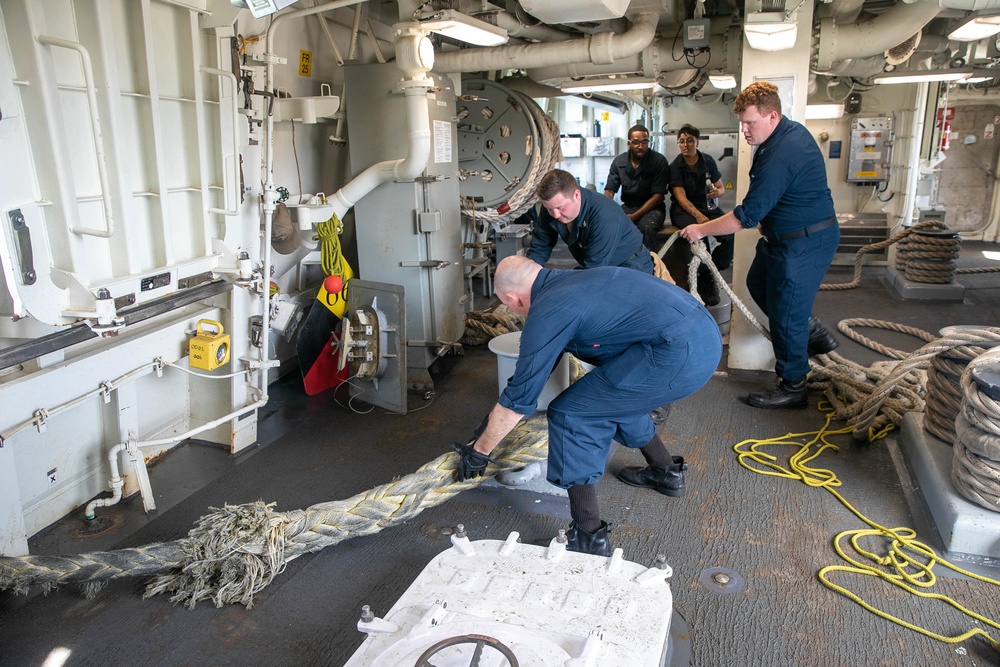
189, 319, 230, 370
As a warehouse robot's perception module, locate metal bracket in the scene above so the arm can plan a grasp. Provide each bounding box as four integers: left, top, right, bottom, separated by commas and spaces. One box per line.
8, 209, 36, 285
399, 260, 452, 269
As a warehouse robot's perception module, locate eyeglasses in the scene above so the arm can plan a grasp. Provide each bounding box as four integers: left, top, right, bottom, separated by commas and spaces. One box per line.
677, 138, 696, 145
628, 139, 650, 146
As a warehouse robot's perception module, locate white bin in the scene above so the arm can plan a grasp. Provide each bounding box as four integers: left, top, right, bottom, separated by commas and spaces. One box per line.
488, 331, 570, 412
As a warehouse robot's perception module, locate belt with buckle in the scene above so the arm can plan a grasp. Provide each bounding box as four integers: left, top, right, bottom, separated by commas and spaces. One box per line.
766, 217, 837, 243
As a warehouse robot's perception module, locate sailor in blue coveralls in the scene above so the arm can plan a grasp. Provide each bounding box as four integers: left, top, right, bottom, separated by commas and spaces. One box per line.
679, 81, 840, 409
527, 169, 654, 274
452, 256, 721, 556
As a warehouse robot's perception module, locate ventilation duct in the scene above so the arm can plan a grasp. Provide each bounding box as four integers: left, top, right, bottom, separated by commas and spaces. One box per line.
886, 32, 921, 67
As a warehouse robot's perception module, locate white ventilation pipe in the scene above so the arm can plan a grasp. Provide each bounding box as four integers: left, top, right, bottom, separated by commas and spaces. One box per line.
493, 11, 574, 42
432, 12, 659, 73
527, 33, 728, 89
815, 1, 944, 69
328, 28, 434, 221
817, 0, 867, 24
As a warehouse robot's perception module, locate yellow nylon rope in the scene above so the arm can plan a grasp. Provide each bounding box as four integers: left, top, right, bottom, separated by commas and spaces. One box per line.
734, 406, 1000, 650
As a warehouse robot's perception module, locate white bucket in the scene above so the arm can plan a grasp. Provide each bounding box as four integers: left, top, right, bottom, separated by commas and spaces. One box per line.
488, 331, 570, 412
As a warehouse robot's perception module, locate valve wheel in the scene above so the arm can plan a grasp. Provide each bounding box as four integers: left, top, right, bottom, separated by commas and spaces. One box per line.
414, 633, 519, 667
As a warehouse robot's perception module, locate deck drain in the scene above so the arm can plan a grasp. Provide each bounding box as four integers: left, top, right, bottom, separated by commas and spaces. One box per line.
698, 566, 745, 594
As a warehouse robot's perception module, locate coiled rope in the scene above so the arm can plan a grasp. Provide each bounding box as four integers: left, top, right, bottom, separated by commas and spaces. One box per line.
820, 219, 946, 291
462, 92, 562, 227
0, 415, 550, 608
735, 411, 1000, 650
952, 347, 1000, 512
895, 229, 962, 284
461, 305, 524, 347
924, 327, 1000, 444
824, 327, 1000, 442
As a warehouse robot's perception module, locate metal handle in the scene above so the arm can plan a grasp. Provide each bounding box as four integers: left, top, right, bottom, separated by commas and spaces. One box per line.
200, 67, 241, 216
36, 35, 115, 238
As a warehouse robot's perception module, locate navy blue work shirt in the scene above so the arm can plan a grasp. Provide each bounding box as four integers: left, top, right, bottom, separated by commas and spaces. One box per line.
499, 266, 707, 414
733, 116, 835, 236
668, 151, 723, 227
527, 187, 652, 272
605, 149, 669, 208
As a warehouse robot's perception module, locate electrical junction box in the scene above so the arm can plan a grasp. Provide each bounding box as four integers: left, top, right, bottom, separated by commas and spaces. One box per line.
683, 19, 711, 49
189, 319, 230, 370
846, 116, 894, 183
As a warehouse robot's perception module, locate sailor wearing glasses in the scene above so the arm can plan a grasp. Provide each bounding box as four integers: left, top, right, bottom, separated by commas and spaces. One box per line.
603, 124, 670, 251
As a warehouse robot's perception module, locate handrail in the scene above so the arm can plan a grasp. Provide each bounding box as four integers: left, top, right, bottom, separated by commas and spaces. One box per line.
36, 35, 115, 238
200, 67, 241, 216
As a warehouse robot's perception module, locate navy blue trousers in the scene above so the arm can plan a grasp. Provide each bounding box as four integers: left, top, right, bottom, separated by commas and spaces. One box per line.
746, 224, 839, 383
544, 308, 721, 488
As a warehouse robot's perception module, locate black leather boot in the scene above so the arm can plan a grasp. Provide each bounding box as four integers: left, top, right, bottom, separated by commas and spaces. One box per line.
565, 520, 612, 556
616, 460, 686, 497
747, 378, 808, 409
808, 316, 839, 356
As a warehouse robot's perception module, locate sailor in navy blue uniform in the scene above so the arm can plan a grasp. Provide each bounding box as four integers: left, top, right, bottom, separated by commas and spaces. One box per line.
452, 256, 721, 556
678, 81, 840, 409
527, 169, 654, 274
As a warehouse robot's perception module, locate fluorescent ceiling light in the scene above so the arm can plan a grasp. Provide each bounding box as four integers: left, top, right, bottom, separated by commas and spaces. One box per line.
561, 78, 659, 94
805, 103, 845, 119
948, 12, 1000, 42
872, 69, 972, 84
709, 73, 737, 89
743, 12, 798, 51
231, 0, 297, 19
418, 9, 508, 47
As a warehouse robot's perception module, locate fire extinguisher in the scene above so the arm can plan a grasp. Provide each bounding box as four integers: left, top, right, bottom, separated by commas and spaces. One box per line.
937, 119, 951, 151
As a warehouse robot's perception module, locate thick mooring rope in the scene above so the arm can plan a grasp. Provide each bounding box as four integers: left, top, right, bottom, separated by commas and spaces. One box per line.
843, 328, 1000, 441
923, 328, 1000, 444
820, 219, 945, 291
895, 230, 962, 284
0, 415, 550, 608
952, 347, 1000, 512
462, 92, 562, 227
460, 305, 523, 347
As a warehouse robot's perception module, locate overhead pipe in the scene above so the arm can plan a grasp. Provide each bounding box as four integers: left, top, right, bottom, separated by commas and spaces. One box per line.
527, 33, 728, 89
432, 12, 659, 73
491, 11, 575, 42
814, 1, 944, 70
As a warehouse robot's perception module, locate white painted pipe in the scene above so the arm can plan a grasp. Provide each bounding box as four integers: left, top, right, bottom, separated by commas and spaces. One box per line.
83, 396, 268, 521
432, 12, 659, 74
84, 443, 125, 520
329, 86, 432, 220
821, 2, 943, 64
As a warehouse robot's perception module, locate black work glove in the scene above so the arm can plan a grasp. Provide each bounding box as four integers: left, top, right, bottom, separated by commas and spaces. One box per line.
451, 441, 498, 482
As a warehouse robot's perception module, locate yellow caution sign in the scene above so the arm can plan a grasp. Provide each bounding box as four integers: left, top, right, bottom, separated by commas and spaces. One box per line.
189, 319, 231, 370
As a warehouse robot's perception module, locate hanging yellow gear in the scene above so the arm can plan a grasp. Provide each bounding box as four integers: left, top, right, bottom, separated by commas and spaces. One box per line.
314, 214, 354, 317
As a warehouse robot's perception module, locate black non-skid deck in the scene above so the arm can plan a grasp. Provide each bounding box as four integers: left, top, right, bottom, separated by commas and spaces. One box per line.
3, 243, 1000, 666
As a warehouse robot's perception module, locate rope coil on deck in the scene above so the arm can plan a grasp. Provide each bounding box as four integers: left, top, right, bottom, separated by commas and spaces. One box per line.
460, 305, 523, 346
735, 412, 1000, 650
952, 347, 1000, 512
0, 415, 550, 608
895, 230, 962, 284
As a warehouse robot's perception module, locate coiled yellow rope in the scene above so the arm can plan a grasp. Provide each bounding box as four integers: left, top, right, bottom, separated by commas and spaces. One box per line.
735, 410, 1000, 650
